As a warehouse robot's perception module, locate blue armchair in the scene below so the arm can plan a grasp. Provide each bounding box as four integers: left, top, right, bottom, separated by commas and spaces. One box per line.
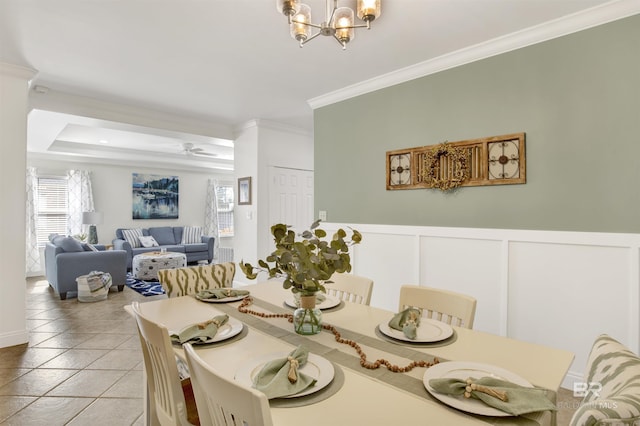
44, 237, 127, 300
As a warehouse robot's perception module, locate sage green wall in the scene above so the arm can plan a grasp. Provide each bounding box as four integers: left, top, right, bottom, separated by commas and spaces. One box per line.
314, 15, 640, 233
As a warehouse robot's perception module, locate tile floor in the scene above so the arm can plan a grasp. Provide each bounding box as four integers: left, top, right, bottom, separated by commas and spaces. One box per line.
1, 277, 582, 425
0, 277, 164, 425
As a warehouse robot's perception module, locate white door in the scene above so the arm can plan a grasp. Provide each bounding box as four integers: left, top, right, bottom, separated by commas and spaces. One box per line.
268, 166, 314, 233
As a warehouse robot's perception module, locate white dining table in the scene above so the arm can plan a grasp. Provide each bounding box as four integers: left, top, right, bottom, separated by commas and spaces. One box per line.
130, 280, 574, 426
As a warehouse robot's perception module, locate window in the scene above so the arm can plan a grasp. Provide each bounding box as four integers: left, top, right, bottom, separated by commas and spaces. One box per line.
37, 177, 68, 245
216, 183, 234, 237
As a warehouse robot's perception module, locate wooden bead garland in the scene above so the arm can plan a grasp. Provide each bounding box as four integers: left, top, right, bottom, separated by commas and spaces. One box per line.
238, 297, 439, 373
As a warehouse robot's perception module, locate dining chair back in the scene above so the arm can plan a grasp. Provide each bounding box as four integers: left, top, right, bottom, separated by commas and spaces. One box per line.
158, 262, 235, 298
398, 285, 477, 329
570, 334, 640, 426
183, 343, 274, 426
324, 272, 374, 305
131, 301, 199, 425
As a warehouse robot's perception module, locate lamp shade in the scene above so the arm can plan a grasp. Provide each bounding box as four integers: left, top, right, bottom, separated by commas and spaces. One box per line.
82, 211, 103, 225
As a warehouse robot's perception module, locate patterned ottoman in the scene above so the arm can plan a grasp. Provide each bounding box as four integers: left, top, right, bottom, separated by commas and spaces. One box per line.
132, 251, 187, 280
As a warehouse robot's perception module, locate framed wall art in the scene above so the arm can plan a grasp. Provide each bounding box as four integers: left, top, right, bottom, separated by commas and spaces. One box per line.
132, 173, 179, 219
386, 132, 526, 191
238, 176, 252, 205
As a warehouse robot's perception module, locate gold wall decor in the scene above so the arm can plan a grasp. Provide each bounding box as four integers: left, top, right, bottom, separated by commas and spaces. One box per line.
422, 143, 470, 191
386, 132, 525, 191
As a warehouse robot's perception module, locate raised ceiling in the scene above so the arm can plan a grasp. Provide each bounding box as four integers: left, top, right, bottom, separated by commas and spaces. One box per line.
1, 0, 635, 172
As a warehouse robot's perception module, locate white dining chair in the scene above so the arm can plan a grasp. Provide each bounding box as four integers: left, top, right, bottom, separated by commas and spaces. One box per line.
398, 285, 477, 329
183, 343, 274, 426
324, 272, 373, 305
131, 301, 200, 426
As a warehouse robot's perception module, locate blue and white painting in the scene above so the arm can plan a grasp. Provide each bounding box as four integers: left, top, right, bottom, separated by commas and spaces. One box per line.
132, 173, 179, 219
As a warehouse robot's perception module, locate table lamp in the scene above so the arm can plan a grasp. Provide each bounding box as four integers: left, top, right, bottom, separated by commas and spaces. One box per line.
82, 211, 103, 244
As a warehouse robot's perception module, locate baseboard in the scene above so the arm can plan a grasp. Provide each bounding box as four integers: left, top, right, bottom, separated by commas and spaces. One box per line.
0, 329, 29, 349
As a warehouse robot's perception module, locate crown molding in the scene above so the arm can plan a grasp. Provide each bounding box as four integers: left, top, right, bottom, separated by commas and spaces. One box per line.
0, 62, 37, 81
308, 0, 640, 110
27, 150, 234, 174
28, 87, 235, 141
235, 119, 312, 138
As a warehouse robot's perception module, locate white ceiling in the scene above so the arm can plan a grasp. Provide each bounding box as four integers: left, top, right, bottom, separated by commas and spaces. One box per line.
1, 0, 635, 172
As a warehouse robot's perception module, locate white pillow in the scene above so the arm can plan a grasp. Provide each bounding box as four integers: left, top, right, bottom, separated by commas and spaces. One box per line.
83, 243, 99, 252
181, 226, 203, 244
138, 235, 159, 248
122, 228, 143, 248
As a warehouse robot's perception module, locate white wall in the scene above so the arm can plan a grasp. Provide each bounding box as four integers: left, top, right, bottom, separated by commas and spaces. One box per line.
322, 221, 640, 390
0, 63, 35, 348
27, 158, 233, 275
233, 120, 314, 284
233, 123, 259, 282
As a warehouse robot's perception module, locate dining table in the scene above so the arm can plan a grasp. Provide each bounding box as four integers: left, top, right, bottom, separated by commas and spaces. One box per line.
129, 280, 574, 426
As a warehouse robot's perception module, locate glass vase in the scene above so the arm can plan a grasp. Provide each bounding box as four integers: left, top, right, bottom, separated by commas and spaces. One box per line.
293, 293, 323, 335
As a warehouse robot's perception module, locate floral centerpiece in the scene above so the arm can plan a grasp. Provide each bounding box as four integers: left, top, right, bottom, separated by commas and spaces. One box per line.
239, 220, 361, 334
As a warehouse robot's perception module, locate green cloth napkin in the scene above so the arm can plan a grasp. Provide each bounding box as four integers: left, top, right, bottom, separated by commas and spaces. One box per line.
253, 345, 317, 399
196, 288, 250, 300
388, 308, 422, 339
429, 376, 557, 416
170, 314, 229, 345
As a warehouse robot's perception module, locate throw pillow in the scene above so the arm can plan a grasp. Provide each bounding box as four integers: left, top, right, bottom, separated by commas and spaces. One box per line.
51, 234, 66, 247
122, 228, 143, 248
83, 243, 99, 252
59, 236, 84, 252
138, 235, 159, 248
181, 226, 203, 244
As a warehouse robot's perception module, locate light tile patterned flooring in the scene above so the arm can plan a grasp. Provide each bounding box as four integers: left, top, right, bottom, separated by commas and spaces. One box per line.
1, 277, 582, 425
0, 277, 161, 425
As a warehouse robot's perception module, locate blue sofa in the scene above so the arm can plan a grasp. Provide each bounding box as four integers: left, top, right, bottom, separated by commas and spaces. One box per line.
44, 236, 127, 300
113, 226, 214, 270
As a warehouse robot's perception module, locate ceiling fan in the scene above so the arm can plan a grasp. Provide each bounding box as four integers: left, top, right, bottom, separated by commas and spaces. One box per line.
180, 142, 217, 157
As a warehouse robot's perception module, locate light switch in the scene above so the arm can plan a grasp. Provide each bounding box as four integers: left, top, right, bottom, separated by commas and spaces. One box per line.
319, 211, 327, 221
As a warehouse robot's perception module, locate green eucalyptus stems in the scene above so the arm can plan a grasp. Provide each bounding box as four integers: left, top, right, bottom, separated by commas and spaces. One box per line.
239, 220, 362, 295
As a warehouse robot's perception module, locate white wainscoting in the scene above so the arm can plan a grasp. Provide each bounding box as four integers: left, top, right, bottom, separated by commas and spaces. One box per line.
323, 222, 640, 390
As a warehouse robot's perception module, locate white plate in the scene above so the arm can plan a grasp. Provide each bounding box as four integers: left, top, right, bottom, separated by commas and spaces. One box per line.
284, 295, 341, 310
170, 316, 244, 345
195, 291, 250, 303
235, 352, 335, 399
423, 361, 533, 417
378, 318, 454, 343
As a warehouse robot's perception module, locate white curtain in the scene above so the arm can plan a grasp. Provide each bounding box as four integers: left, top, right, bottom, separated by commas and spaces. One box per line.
25, 167, 41, 274
204, 178, 220, 259
67, 170, 95, 237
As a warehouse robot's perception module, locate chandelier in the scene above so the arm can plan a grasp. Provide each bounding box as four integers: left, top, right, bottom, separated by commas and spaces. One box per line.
276, 0, 381, 49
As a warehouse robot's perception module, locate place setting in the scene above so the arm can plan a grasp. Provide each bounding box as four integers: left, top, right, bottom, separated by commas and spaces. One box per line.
234, 344, 344, 408
169, 313, 247, 347
423, 361, 557, 417
376, 307, 457, 347
194, 288, 251, 303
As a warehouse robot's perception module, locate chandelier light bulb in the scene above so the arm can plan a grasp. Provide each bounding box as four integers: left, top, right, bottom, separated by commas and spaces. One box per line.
290, 3, 311, 43
334, 7, 354, 46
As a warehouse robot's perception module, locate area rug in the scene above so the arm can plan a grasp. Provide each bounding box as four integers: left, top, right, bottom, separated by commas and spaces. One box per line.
125, 272, 166, 296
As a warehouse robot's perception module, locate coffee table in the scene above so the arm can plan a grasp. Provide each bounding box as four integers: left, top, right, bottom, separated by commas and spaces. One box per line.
132, 251, 187, 280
